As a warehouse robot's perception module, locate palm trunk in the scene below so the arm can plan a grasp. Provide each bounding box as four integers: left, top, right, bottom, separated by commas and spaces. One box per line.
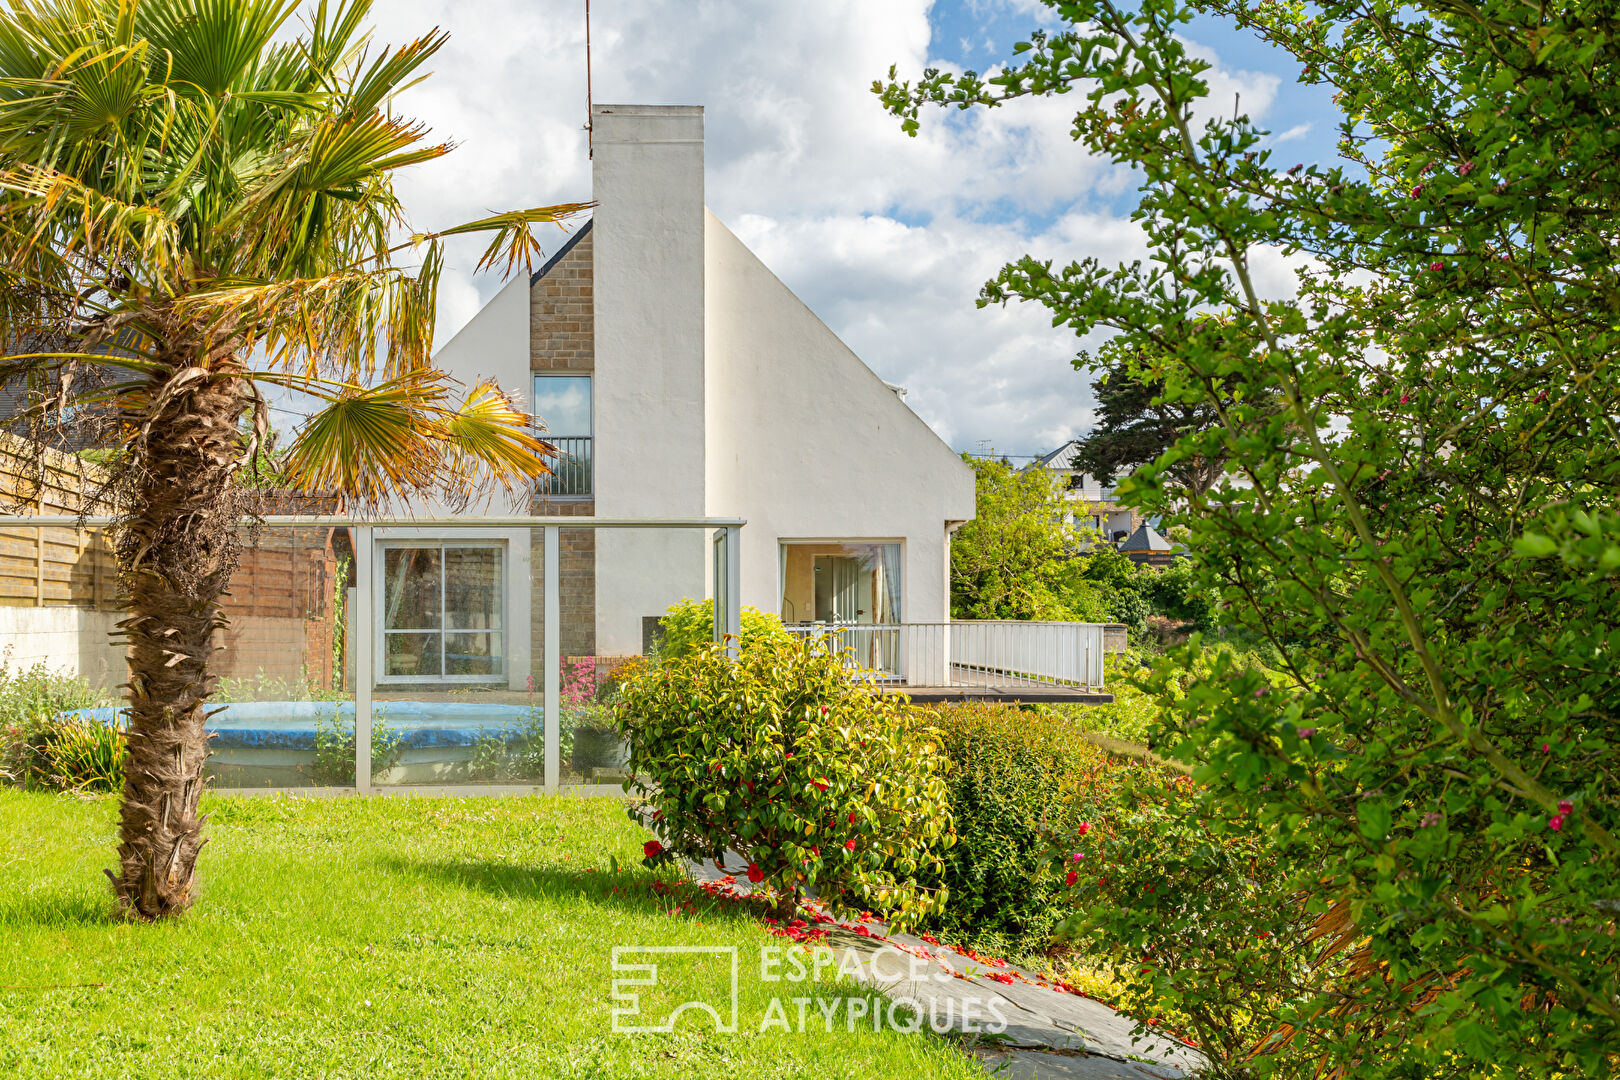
109, 361, 246, 919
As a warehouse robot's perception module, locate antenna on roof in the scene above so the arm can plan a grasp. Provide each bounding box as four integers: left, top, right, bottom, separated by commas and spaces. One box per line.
585, 0, 594, 159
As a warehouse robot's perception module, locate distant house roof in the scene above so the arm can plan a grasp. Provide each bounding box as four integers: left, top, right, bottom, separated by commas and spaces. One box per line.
1028, 438, 1084, 471
1119, 524, 1173, 552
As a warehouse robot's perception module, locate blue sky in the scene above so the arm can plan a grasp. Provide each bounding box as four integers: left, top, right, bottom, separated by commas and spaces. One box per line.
345, 0, 1343, 458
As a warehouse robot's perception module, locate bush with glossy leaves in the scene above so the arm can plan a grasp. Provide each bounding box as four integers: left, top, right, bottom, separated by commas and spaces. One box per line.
615, 634, 954, 929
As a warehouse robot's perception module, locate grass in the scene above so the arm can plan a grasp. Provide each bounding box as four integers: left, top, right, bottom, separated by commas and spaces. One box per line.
0, 790, 986, 1079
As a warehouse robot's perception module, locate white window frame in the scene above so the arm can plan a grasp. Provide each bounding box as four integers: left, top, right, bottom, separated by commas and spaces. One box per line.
777, 539, 905, 625
374, 539, 508, 685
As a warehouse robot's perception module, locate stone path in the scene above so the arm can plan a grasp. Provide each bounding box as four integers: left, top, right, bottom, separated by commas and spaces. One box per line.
684, 851, 1205, 1079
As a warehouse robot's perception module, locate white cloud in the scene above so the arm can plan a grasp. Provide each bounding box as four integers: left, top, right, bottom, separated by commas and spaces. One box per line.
347, 0, 1286, 453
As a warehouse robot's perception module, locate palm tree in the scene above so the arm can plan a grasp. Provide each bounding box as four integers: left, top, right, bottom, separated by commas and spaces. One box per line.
0, 0, 588, 919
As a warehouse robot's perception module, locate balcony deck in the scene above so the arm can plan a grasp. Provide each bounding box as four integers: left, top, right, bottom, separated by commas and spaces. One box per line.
785, 621, 1116, 705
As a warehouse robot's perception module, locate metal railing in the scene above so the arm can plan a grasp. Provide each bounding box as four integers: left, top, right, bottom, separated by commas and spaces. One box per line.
785, 620, 1106, 690
538, 435, 592, 497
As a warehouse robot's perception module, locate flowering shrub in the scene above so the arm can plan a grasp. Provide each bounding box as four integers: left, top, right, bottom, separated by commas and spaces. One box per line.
615, 635, 954, 929
1047, 772, 1319, 1074
915, 702, 1175, 960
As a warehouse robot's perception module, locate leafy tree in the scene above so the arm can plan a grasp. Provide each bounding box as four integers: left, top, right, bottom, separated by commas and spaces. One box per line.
1071, 332, 1238, 499
0, 0, 586, 919
951, 454, 1090, 619
884, 0, 1620, 1074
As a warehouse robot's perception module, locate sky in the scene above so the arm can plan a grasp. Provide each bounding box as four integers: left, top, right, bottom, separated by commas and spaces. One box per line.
343, 0, 1339, 458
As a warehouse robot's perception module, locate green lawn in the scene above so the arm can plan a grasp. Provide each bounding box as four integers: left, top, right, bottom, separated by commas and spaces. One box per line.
0, 791, 985, 1079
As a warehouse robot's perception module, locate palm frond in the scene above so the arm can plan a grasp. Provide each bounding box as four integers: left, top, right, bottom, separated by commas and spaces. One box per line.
425, 204, 595, 277
440, 379, 554, 491
280, 372, 445, 504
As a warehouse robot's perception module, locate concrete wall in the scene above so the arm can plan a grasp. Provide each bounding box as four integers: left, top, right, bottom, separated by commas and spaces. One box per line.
702, 212, 975, 624
591, 105, 709, 655
0, 606, 124, 691
1, 608, 344, 698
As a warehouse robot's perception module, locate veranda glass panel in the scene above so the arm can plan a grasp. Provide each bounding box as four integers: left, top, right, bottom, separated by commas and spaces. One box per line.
208, 525, 356, 789
373, 530, 536, 788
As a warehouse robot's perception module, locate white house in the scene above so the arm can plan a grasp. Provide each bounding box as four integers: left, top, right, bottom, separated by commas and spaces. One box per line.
1027, 440, 1139, 544
371, 104, 975, 691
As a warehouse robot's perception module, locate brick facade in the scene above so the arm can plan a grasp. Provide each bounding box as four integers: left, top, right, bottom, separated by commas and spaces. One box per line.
529, 223, 599, 658
530, 224, 594, 373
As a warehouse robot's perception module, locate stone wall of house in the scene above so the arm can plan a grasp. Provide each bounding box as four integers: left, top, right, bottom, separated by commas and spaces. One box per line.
529, 226, 598, 659
530, 227, 594, 373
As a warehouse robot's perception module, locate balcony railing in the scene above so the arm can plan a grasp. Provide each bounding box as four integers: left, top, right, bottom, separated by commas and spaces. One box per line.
784, 621, 1106, 691
538, 435, 592, 498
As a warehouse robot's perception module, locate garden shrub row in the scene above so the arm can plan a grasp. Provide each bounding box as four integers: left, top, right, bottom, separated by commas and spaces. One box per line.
911, 701, 1181, 962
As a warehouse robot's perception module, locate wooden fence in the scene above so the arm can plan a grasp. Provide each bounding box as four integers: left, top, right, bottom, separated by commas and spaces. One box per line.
0, 436, 346, 692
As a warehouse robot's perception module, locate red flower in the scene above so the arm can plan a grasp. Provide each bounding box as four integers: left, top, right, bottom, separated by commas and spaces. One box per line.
1065, 870, 1078, 886
1549, 815, 1565, 832
844, 840, 857, 851
1558, 799, 1574, 814
745, 780, 755, 792
812, 779, 829, 791
1410, 184, 1423, 197
848, 812, 857, 824
643, 840, 664, 858
1077, 822, 1091, 836
1429, 261, 1444, 272
747, 863, 764, 883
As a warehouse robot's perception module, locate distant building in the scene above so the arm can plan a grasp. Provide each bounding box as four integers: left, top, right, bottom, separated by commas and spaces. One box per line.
1025, 439, 1139, 543
1118, 523, 1180, 568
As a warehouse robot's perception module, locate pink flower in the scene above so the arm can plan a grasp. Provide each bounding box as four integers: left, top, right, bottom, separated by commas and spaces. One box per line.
1459, 160, 1475, 176
1298, 728, 1315, 737
1542, 743, 1551, 753
1410, 184, 1423, 197
1429, 261, 1444, 272
1400, 394, 1410, 404
1072, 852, 1085, 862
1549, 815, 1565, 832
1558, 800, 1573, 815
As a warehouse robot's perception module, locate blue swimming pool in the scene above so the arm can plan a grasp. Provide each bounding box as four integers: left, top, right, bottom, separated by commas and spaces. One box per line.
58, 701, 542, 749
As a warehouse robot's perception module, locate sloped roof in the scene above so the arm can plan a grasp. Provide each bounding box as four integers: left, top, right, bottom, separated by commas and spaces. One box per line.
1118, 524, 1173, 552
1029, 438, 1084, 471
529, 218, 593, 285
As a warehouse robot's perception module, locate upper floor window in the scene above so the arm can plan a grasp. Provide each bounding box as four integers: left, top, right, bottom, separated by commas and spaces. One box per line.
532, 375, 591, 437
533, 375, 592, 497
